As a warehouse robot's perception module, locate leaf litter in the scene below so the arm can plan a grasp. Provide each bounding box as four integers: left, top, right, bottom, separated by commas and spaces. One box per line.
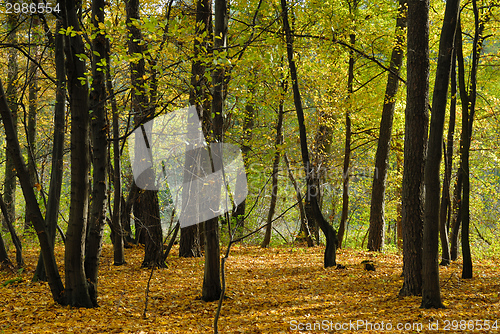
1, 245, 499, 333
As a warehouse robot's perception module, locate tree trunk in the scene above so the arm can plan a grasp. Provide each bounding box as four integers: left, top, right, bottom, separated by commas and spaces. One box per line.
202, 0, 227, 302
84, 0, 109, 306
261, 89, 284, 248
232, 94, 256, 237
0, 193, 22, 267
106, 39, 126, 266
282, 0, 337, 268
0, 78, 65, 304
179, 0, 212, 258
33, 19, 66, 282
25, 17, 40, 232
125, 0, 164, 267
399, 0, 429, 297
450, 168, 462, 261
3, 12, 18, 231
368, 0, 407, 251
439, 48, 456, 267
421, 0, 459, 309
338, 32, 355, 250
461, 0, 487, 279
62, 0, 94, 308
286, 154, 313, 247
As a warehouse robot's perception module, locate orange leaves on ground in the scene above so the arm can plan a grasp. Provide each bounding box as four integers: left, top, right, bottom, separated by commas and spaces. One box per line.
1, 245, 499, 333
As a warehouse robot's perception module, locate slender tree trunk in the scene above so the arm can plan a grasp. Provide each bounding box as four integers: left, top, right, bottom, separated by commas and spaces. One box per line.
33, 19, 66, 282
202, 0, 228, 302
286, 154, 313, 247
461, 0, 488, 279
125, 0, 164, 267
179, 0, 212, 258
261, 89, 284, 248
106, 39, 126, 266
399, 0, 429, 297
282, 0, 337, 268
338, 31, 355, 250
368, 0, 407, 251
62, 0, 94, 308
450, 168, 462, 260
421, 0, 459, 309
232, 91, 256, 236
25, 17, 40, 233
4, 12, 18, 230
439, 48, 456, 267
0, 78, 65, 304
0, 193, 23, 267
84, 0, 109, 306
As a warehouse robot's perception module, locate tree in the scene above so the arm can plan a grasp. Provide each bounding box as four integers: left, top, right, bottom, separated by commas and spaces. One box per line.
367, 0, 407, 251
421, 0, 460, 309
33, 18, 66, 282
84, 0, 110, 306
62, 0, 94, 307
0, 78, 65, 304
399, 0, 429, 297
281, 0, 337, 268
3, 11, 19, 232
125, 0, 164, 268
261, 81, 285, 248
201, 0, 229, 302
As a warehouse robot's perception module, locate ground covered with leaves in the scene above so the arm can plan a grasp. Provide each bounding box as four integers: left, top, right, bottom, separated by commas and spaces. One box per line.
1, 244, 499, 333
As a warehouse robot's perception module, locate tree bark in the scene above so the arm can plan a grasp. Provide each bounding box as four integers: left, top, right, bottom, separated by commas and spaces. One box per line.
3, 12, 18, 231
0, 192, 22, 267
367, 0, 407, 251
33, 19, 66, 282
399, 0, 429, 297
202, 0, 227, 302
0, 78, 65, 304
421, 0, 459, 309
125, 0, 164, 267
106, 39, 126, 265
337, 32, 354, 249
84, 0, 109, 306
62, 0, 94, 307
282, 0, 337, 268
439, 48, 456, 267
261, 88, 284, 248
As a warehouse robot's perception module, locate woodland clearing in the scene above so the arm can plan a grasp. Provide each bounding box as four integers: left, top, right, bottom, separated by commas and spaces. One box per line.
1, 244, 499, 333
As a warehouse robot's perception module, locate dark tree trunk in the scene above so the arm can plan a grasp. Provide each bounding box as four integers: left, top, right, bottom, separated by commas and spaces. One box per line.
282, 0, 337, 268
338, 32, 355, 250
261, 89, 284, 248
232, 95, 256, 236
25, 17, 40, 233
33, 19, 66, 282
62, 0, 94, 308
286, 154, 313, 247
368, 0, 407, 251
84, 0, 109, 306
399, 0, 429, 297
0, 193, 22, 267
3, 12, 18, 231
0, 79, 65, 304
0, 192, 23, 267
179, 0, 212, 259
125, 0, 164, 267
439, 48, 457, 267
450, 168, 462, 261
421, 0, 459, 309
201, 0, 227, 302
106, 39, 126, 266
461, 0, 487, 279
0, 228, 10, 266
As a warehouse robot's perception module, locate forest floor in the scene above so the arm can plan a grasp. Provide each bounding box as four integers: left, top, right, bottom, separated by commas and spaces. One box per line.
1, 243, 499, 333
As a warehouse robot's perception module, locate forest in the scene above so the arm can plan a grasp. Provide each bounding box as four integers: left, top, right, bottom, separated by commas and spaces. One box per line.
0, 0, 499, 332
